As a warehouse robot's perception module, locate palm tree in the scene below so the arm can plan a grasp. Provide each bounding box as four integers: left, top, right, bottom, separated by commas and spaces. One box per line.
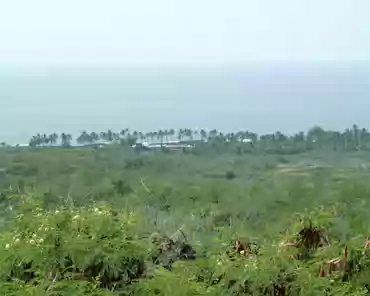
360, 128, 370, 149
77, 131, 90, 145
342, 128, 352, 151
106, 129, 114, 142
48, 133, 58, 146
209, 129, 218, 139
30, 133, 43, 147
151, 131, 157, 142
113, 132, 120, 142
138, 132, 145, 143
100, 131, 107, 142
177, 129, 183, 141
163, 129, 169, 142
61, 133, 72, 147
200, 129, 207, 141
120, 128, 129, 139
29, 136, 38, 147
169, 129, 175, 141
145, 132, 153, 143
40, 134, 49, 146
246, 131, 258, 143
179, 128, 192, 142
90, 132, 100, 143
351, 124, 360, 149
185, 128, 193, 141
157, 130, 164, 144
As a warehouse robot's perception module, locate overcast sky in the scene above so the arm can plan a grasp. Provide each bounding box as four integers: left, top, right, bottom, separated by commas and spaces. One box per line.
0, 0, 369, 66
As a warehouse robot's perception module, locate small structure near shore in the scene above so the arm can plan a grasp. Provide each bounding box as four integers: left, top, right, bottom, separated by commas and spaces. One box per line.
132, 141, 195, 151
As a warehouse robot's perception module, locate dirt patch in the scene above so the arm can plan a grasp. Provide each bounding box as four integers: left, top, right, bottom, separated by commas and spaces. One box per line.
276, 163, 326, 176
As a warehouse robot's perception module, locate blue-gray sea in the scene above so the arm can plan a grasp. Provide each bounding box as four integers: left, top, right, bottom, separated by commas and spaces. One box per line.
0, 63, 369, 144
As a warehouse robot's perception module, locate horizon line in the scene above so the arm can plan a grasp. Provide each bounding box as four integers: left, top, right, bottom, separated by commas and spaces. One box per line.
1, 60, 370, 68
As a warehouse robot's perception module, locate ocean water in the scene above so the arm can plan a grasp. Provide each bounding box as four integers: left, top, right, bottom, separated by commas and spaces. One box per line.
0, 63, 370, 144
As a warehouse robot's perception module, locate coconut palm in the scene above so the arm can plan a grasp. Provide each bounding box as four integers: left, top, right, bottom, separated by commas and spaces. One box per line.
77, 131, 91, 145
209, 129, 218, 138
48, 133, 59, 146
90, 132, 100, 143
169, 129, 175, 141
120, 129, 129, 139
200, 129, 207, 141
106, 129, 114, 142
61, 133, 72, 147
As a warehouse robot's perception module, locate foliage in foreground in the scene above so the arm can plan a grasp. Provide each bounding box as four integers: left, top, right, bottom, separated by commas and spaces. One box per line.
1, 194, 370, 295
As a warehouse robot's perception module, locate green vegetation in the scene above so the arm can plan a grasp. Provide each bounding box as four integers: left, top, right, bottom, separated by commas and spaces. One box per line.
25, 124, 370, 153
1, 125, 370, 295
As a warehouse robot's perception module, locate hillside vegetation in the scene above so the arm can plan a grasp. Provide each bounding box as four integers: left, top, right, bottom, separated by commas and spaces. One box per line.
1, 125, 370, 295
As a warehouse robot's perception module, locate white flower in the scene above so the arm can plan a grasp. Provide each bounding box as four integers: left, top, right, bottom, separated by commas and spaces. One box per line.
38, 238, 44, 244
97, 211, 103, 215
44, 227, 49, 232
29, 239, 35, 245
252, 262, 258, 269
14, 238, 20, 243
55, 210, 60, 214
32, 234, 37, 238
94, 208, 99, 212
36, 213, 42, 217
5, 244, 10, 249
240, 250, 245, 255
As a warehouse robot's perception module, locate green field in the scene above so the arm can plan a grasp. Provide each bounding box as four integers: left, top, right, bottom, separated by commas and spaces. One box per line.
1, 126, 370, 295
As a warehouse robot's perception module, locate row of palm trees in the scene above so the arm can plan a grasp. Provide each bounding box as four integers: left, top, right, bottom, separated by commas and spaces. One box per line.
25, 124, 370, 152
29, 133, 72, 147
28, 128, 210, 147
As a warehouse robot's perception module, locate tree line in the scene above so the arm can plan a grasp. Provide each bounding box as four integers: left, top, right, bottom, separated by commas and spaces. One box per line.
24, 124, 370, 152
28, 128, 205, 147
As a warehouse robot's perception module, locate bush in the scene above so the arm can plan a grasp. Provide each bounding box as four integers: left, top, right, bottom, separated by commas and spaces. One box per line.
225, 171, 236, 180
0, 197, 147, 293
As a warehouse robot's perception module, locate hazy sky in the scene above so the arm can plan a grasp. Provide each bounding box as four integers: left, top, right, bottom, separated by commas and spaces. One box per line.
0, 0, 369, 66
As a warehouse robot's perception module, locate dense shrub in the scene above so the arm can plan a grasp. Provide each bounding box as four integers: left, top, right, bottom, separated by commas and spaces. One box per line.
225, 171, 236, 180
0, 197, 147, 293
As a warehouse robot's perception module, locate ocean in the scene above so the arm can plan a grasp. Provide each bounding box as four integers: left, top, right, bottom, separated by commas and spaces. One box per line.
0, 63, 369, 144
